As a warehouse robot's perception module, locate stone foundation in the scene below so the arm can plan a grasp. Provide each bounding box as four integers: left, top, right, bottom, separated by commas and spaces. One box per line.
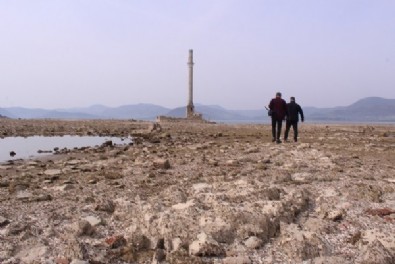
156, 115, 212, 123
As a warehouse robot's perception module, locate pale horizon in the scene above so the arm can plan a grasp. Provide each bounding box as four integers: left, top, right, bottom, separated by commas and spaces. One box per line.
1, 1, 394, 110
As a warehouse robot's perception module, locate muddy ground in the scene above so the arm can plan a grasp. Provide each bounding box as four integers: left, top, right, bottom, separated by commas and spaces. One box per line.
0, 119, 394, 264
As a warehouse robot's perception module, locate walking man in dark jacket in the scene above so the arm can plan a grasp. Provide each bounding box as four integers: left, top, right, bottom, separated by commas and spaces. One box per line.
284, 97, 304, 142
269, 92, 287, 143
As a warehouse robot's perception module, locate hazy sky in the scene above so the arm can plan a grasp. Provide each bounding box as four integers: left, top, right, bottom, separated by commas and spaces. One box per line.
1, 0, 394, 110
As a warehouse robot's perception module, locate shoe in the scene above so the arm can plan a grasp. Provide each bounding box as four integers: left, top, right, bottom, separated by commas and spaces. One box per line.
272, 138, 276, 142
276, 139, 282, 144
284, 139, 289, 143
294, 138, 298, 142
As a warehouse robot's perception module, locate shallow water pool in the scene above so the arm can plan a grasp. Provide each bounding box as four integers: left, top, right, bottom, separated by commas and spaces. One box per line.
0, 135, 132, 163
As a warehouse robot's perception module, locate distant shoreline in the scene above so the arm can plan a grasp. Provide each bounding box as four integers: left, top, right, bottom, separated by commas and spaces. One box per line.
212, 119, 395, 126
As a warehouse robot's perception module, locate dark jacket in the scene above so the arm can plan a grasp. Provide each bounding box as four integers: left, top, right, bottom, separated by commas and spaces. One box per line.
269, 97, 287, 120
286, 101, 304, 122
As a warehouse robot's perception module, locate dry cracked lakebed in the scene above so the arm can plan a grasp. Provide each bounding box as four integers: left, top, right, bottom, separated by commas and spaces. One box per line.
0, 119, 394, 263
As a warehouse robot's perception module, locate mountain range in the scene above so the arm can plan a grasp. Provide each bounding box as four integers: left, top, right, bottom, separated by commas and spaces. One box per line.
1, 97, 394, 123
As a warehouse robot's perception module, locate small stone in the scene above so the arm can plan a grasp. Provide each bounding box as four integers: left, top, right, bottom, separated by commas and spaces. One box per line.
189, 232, 225, 257
64, 239, 88, 260
74, 220, 95, 237
153, 159, 171, 169
95, 199, 115, 213
0, 181, 10, 188
101, 140, 113, 147
34, 193, 52, 202
226, 160, 239, 166
16, 191, 33, 200
6, 222, 28, 236
347, 231, 362, 245
156, 238, 165, 249
326, 209, 344, 221
16, 245, 48, 263
223, 256, 252, 264
66, 160, 81, 165
245, 147, 259, 153
292, 172, 312, 182
365, 207, 395, 217
208, 159, 219, 166
172, 237, 183, 252
152, 248, 166, 262
83, 215, 102, 227
104, 172, 123, 180
70, 260, 89, 264
172, 200, 195, 210
63, 179, 74, 184
44, 169, 62, 176
256, 163, 268, 170
243, 236, 263, 249
55, 184, 74, 191
105, 235, 127, 249
55, 257, 69, 264
9, 182, 29, 193
0, 216, 10, 227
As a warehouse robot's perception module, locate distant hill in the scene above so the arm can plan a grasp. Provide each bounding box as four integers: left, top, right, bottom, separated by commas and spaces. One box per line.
0, 104, 170, 120
61, 104, 170, 119
1, 107, 98, 119
0, 108, 13, 118
305, 97, 395, 122
1, 97, 394, 122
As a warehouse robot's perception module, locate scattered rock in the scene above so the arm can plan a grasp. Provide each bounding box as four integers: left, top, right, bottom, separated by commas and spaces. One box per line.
360, 229, 395, 253
64, 239, 88, 260
83, 215, 102, 227
5, 222, 28, 236
16, 190, 33, 200
356, 239, 395, 264
0, 120, 394, 264
152, 248, 166, 262
95, 199, 116, 213
74, 220, 95, 236
153, 158, 171, 169
189, 232, 225, 257
70, 260, 89, 264
279, 223, 331, 261
54, 184, 74, 191
44, 169, 62, 176
365, 207, 395, 217
104, 171, 123, 180
223, 256, 251, 264
102, 140, 113, 147
0, 216, 10, 227
326, 209, 345, 221
16, 245, 48, 263
105, 235, 127, 249
226, 159, 239, 166
243, 236, 263, 249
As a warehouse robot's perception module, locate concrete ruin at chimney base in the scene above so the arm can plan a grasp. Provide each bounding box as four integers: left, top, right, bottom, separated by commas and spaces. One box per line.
157, 50, 207, 123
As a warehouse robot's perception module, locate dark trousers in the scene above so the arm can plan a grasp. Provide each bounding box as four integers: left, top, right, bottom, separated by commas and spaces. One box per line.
271, 118, 283, 140
284, 120, 298, 141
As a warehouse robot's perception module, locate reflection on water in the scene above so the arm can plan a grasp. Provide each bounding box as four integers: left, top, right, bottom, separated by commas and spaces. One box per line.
0, 136, 132, 163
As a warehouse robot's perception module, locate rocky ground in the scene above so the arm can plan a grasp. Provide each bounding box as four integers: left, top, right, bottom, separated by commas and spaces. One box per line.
0, 119, 394, 264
